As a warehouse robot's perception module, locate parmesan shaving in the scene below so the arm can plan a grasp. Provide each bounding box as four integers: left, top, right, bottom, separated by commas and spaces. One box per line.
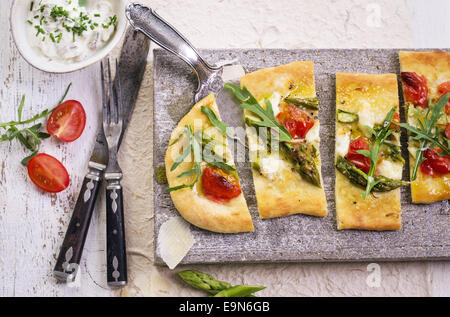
157, 216, 195, 269
221, 64, 246, 82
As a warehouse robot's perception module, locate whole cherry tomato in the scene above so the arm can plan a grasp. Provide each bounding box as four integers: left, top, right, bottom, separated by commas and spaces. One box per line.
47, 100, 86, 142
276, 104, 314, 139
420, 147, 450, 177
346, 137, 372, 174
27, 153, 70, 193
201, 167, 241, 203
401, 72, 429, 108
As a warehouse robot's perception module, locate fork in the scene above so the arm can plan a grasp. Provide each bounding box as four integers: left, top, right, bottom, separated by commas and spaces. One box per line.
101, 58, 127, 287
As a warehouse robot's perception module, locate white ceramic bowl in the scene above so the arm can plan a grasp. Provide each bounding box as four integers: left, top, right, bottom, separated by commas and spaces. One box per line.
10, 0, 127, 73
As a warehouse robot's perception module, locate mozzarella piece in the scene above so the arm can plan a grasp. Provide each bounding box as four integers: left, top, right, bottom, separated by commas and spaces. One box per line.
259, 155, 281, 180
377, 159, 403, 179
259, 154, 288, 180
259, 92, 282, 115
305, 122, 320, 146
408, 146, 419, 158
157, 216, 195, 269
357, 100, 386, 130
336, 130, 351, 158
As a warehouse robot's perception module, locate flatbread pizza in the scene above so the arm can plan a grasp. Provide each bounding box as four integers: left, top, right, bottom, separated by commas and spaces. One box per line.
334, 73, 407, 230
399, 51, 450, 204
165, 93, 254, 233
228, 61, 328, 219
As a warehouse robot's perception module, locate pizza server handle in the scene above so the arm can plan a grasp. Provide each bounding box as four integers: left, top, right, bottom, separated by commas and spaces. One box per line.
126, 3, 223, 102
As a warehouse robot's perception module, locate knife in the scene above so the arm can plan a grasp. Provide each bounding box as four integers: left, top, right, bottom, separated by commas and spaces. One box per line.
53, 27, 150, 283
125, 3, 246, 125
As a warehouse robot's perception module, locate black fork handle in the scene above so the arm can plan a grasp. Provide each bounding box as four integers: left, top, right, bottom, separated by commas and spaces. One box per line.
105, 183, 127, 287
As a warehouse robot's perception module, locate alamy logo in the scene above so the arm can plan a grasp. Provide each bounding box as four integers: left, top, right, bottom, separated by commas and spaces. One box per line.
366, 263, 381, 288
366, 3, 382, 28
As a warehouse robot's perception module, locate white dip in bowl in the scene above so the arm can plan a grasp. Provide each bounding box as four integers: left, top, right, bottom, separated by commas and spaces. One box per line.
11, 0, 127, 73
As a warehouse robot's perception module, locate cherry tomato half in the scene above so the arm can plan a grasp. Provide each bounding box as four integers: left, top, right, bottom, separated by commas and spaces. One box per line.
390, 112, 401, 130
27, 153, 70, 193
420, 147, 450, 177
401, 72, 429, 108
346, 137, 372, 174
47, 100, 86, 142
201, 167, 241, 203
437, 81, 450, 115
276, 104, 314, 139
445, 123, 450, 140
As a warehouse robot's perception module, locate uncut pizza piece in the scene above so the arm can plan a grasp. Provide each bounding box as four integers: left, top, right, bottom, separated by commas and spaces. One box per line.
335, 73, 404, 230
165, 93, 254, 233
399, 51, 450, 204
240, 61, 327, 219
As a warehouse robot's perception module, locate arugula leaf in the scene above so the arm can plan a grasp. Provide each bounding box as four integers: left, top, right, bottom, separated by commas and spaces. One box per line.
397, 93, 450, 180
169, 131, 184, 146
166, 184, 191, 193
17, 95, 25, 122
356, 107, 401, 199
176, 168, 198, 178
167, 125, 201, 192
171, 138, 192, 171
56, 82, 72, 106
225, 83, 292, 142
167, 123, 235, 192
201, 106, 227, 134
203, 153, 235, 171
21, 151, 38, 166
0, 83, 72, 165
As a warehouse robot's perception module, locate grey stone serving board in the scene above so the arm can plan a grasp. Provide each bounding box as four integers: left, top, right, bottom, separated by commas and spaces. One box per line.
153, 48, 450, 265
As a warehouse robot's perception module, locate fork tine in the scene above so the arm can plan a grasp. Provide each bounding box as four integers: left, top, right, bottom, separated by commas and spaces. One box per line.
115, 59, 123, 124
101, 60, 109, 125
107, 58, 117, 124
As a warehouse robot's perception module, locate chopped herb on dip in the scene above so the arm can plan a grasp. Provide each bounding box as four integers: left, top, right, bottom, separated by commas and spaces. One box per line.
26, 0, 118, 62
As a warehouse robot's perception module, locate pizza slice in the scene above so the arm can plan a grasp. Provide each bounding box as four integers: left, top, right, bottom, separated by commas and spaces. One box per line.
228, 61, 327, 219
165, 93, 254, 233
398, 51, 450, 204
335, 73, 407, 230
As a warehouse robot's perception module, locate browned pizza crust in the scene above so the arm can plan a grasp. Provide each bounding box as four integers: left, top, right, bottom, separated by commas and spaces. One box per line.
240, 61, 328, 219
165, 94, 254, 233
399, 51, 450, 204
335, 73, 402, 230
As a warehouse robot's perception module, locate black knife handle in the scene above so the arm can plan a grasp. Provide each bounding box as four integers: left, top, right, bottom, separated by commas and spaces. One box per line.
53, 165, 103, 283
106, 184, 127, 287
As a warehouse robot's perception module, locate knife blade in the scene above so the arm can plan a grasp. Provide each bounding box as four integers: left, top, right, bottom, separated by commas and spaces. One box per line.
53, 27, 150, 283
125, 3, 246, 142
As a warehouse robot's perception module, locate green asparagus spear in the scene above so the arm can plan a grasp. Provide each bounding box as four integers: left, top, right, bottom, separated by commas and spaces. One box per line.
380, 142, 405, 164
335, 156, 408, 192
213, 285, 266, 298
284, 95, 319, 110
245, 115, 321, 187
178, 270, 232, 295
282, 142, 322, 187
337, 109, 359, 123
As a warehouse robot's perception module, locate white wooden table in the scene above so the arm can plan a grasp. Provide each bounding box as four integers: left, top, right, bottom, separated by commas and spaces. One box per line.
0, 0, 448, 297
